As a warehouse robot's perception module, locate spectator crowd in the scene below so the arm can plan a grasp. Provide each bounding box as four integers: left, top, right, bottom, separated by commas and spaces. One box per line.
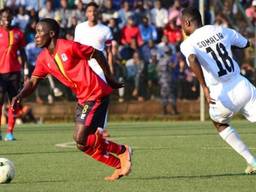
1, 0, 255, 115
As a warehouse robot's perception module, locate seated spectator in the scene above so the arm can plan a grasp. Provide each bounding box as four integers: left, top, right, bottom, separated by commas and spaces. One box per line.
39, 0, 55, 19
24, 17, 38, 43
101, 0, 118, 24
108, 18, 121, 43
150, 0, 168, 42
117, 1, 133, 29
163, 20, 183, 46
121, 16, 143, 47
168, 0, 182, 26
119, 37, 141, 61
72, 0, 86, 23
214, 12, 230, 27
147, 52, 159, 99
13, 6, 30, 31
4, 104, 38, 124
134, 0, 151, 25
55, 0, 73, 28
246, 0, 256, 25
139, 16, 158, 43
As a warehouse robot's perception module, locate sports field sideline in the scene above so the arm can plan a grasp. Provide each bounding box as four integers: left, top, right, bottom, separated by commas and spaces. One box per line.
0, 120, 256, 192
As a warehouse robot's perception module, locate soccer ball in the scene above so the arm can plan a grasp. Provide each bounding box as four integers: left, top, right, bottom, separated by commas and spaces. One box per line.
0, 158, 15, 184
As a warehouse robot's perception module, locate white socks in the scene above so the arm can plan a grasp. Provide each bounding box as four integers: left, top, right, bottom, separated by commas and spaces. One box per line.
219, 126, 256, 165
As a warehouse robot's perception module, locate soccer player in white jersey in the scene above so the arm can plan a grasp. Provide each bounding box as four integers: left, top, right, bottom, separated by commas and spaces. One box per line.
74, 2, 114, 76
180, 7, 256, 174
74, 2, 114, 137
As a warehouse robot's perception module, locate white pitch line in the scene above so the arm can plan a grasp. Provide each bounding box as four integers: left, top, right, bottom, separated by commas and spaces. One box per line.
202, 146, 256, 150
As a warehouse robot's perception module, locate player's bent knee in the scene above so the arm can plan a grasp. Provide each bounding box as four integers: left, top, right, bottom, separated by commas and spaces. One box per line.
212, 121, 229, 132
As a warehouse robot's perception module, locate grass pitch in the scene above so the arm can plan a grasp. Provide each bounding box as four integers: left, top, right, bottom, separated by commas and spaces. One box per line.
0, 121, 256, 192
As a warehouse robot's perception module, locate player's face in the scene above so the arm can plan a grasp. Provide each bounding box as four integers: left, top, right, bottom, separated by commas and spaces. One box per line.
35, 22, 51, 48
86, 6, 98, 22
1, 11, 13, 29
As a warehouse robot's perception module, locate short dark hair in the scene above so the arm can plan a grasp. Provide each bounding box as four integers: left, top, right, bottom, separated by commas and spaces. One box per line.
182, 7, 202, 25
1, 7, 14, 16
39, 18, 60, 37
85, 2, 99, 11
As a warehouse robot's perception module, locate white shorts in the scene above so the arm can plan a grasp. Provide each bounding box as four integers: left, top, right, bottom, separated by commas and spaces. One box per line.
209, 75, 256, 123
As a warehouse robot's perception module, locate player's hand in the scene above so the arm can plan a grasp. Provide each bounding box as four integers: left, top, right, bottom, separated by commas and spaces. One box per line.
11, 95, 22, 110
106, 76, 124, 89
202, 86, 215, 104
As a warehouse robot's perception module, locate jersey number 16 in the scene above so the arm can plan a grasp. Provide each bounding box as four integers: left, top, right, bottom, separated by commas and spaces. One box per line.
206, 43, 234, 77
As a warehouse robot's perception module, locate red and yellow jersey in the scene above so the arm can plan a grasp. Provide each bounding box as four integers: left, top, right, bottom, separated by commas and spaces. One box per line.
32, 39, 112, 104
0, 27, 26, 73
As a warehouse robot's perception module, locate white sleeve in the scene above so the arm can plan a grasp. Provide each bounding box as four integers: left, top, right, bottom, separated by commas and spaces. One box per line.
180, 41, 197, 66
74, 25, 80, 43
227, 28, 248, 48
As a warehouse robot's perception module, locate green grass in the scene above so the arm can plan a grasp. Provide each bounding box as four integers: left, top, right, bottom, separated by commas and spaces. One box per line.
0, 121, 256, 192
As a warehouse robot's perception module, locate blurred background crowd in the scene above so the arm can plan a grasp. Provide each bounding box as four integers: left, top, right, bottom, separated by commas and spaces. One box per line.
0, 0, 255, 115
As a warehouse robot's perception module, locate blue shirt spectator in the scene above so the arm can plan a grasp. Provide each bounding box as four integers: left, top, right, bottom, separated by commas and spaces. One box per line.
139, 16, 158, 43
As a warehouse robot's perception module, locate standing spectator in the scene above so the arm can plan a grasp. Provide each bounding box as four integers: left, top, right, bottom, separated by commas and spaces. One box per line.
150, 0, 168, 42
38, 0, 55, 19
0, 7, 28, 141
139, 16, 158, 43
157, 47, 178, 115
120, 16, 143, 47
245, 0, 256, 25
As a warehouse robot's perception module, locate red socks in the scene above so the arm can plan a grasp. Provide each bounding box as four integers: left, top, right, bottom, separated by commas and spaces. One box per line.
83, 132, 124, 169
6, 107, 16, 134
84, 147, 121, 169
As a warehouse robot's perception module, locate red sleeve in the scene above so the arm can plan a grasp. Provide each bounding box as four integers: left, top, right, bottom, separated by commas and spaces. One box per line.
72, 41, 94, 60
18, 30, 26, 47
32, 56, 48, 78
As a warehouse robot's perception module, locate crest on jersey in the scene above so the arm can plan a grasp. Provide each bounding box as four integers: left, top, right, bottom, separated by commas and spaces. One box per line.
61, 53, 68, 62
0, 33, 3, 38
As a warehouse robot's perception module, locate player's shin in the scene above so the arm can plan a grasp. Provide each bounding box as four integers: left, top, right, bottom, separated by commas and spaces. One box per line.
6, 107, 16, 134
219, 126, 256, 165
86, 131, 125, 155
84, 146, 121, 169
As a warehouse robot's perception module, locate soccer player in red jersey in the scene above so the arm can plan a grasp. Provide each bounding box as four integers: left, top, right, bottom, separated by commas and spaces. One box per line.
11, 18, 132, 181
0, 7, 28, 141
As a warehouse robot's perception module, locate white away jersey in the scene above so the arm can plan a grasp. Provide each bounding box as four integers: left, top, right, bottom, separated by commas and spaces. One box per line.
180, 25, 248, 86
74, 21, 113, 51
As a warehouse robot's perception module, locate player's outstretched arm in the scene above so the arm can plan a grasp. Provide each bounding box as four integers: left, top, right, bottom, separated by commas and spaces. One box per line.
188, 54, 215, 104
11, 77, 41, 109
